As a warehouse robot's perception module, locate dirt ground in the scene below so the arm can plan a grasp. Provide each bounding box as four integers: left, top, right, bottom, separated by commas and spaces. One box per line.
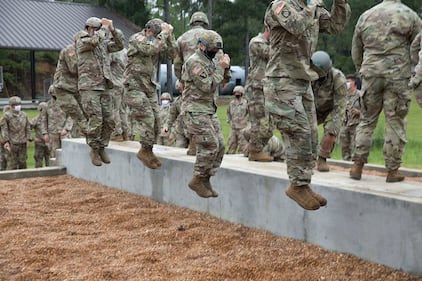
1, 175, 421, 281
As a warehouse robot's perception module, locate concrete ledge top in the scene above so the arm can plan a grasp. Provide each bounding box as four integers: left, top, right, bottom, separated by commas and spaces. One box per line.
64, 138, 422, 204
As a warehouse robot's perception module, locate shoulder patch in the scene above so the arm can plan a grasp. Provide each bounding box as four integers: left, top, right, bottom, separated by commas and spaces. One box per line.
193, 65, 203, 75
275, 2, 286, 15
281, 9, 291, 18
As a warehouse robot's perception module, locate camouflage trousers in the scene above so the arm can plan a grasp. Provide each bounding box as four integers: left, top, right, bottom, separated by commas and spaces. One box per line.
264, 77, 317, 186
354, 77, 410, 170
339, 124, 358, 161
111, 86, 128, 136
174, 117, 190, 148
81, 90, 115, 149
49, 133, 67, 158
34, 142, 50, 168
226, 127, 248, 154
0, 145, 9, 171
7, 143, 27, 170
317, 110, 337, 159
245, 85, 273, 152
55, 88, 87, 133
184, 112, 225, 177
124, 89, 159, 146
157, 131, 175, 146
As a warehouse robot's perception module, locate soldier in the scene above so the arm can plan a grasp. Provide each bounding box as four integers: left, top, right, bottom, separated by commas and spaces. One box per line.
162, 80, 190, 149
410, 25, 422, 107
311, 51, 347, 172
30, 102, 50, 168
75, 17, 124, 166
124, 18, 177, 169
0, 105, 11, 170
46, 85, 73, 159
226, 85, 248, 154
157, 92, 175, 146
339, 74, 361, 161
264, 0, 350, 210
242, 125, 285, 162
0, 96, 32, 170
53, 36, 87, 137
110, 48, 129, 142
350, 0, 420, 182
245, 27, 274, 162
181, 29, 230, 198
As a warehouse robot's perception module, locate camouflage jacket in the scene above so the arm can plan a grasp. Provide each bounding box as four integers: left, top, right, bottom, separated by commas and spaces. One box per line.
245, 33, 269, 90
166, 95, 182, 128
352, 0, 421, 79
75, 28, 124, 91
54, 44, 78, 93
46, 98, 73, 134
30, 114, 48, 143
110, 48, 128, 88
227, 98, 249, 129
0, 110, 31, 144
174, 26, 206, 80
411, 32, 421, 68
264, 0, 350, 81
181, 49, 225, 114
343, 89, 361, 127
124, 29, 177, 93
312, 67, 347, 136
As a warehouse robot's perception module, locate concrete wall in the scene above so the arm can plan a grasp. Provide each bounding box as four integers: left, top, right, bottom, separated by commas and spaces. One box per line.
60, 139, 422, 275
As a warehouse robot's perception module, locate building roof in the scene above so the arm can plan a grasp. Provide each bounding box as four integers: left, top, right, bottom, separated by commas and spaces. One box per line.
0, 0, 141, 51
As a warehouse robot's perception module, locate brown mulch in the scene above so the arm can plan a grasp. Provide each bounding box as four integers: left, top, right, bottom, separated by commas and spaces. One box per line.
0, 175, 421, 281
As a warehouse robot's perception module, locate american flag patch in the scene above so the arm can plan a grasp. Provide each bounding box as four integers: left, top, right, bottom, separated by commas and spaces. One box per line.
193, 66, 202, 75
275, 2, 286, 15
137, 34, 145, 42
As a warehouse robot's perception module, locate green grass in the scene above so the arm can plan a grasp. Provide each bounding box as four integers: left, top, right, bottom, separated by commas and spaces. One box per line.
2, 99, 421, 169
217, 96, 422, 169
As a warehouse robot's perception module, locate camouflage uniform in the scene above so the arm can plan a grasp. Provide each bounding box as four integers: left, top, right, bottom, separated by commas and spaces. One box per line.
110, 48, 129, 140
181, 48, 226, 179
0, 102, 32, 170
124, 26, 177, 148
312, 67, 347, 159
264, 0, 350, 210
30, 105, 49, 168
351, 0, 421, 179
245, 32, 273, 154
165, 95, 189, 148
410, 31, 422, 107
46, 97, 73, 159
0, 105, 11, 170
75, 26, 124, 151
226, 94, 248, 154
157, 100, 175, 146
339, 88, 361, 161
242, 126, 285, 162
53, 43, 87, 135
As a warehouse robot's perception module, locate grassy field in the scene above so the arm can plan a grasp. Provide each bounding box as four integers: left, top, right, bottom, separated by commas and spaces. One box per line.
1, 97, 422, 169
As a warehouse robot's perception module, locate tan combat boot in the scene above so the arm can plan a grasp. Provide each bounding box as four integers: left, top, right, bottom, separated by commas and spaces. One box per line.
386, 169, 405, 183
137, 145, 158, 169
98, 148, 111, 164
151, 154, 162, 168
248, 151, 274, 162
285, 185, 320, 210
122, 132, 128, 141
308, 188, 327, 207
350, 160, 364, 180
111, 134, 124, 142
316, 156, 330, 172
203, 176, 218, 197
188, 176, 213, 198
90, 148, 102, 167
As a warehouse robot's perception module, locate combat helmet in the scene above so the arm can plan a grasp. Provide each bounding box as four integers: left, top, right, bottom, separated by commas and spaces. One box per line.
160, 92, 172, 101
145, 18, 164, 36
311, 51, 332, 72
198, 30, 223, 49
189, 12, 209, 27
233, 85, 245, 95
37, 102, 47, 111
85, 17, 102, 29
9, 96, 22, 105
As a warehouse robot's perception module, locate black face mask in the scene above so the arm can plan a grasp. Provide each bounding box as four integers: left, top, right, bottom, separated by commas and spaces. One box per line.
235, 94, 241, 99
204, 49, 218, 60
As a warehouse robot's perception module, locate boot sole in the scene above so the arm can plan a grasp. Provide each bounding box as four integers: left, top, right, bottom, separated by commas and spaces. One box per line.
350, 173, 362, 180
386, 177, 405, 183
188, 183, 212, 198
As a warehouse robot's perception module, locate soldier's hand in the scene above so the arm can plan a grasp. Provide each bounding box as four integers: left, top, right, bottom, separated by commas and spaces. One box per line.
43, 134, 50, 143
161, 127, 169, 134
161, 23, 169, 32
4, 142, 10, 152
60, 129, 68, 137
219, 54, 230, 69
167, 24, 174, 33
